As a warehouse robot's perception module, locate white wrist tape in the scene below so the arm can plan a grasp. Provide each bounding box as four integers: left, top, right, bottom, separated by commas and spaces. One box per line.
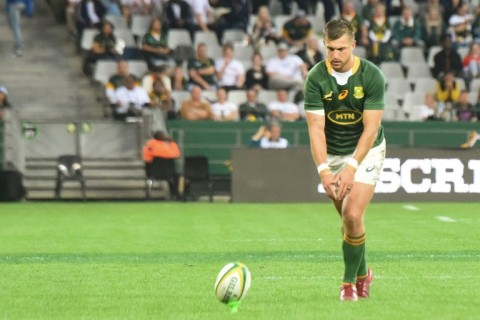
347, 158, 359, 170
317, 163, 329, 174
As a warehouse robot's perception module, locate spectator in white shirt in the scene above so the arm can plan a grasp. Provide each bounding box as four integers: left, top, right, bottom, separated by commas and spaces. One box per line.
185, 0, 212, 32
211, 87, 239, 121
113, 75, 151, 120
215, 42, 245, 90
250, 121, 289, 149
448, 3, 473, 48
266, 42, 308, 90
267, 89, 300, 121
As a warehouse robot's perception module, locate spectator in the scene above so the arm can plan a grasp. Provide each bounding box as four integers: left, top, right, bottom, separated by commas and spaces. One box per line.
266, 42, 307, 90
341, 0, 368, 47
281, 10, 313, 49
83, 21, 120, 76
448, 2, 473, 49
6, 0, 29, 56
361, 0, 380, 24
67, 0, 81, 41
164, 0, 194, 33
249, 121, 289, 149
76, 0, 106, 39
171, 64, 188, 91
391, 5, 425, 57
148, 77, 176, 120
180, 86, 214, 120
454, 90, 478, 122
250, 5, 279, 49
472, 5, 480, 41
251, 0, 269, 14
421, 3, 446, 48
112, 75, 151, 120
433, 34, 463, 79
296, 36, 324, 71
105, 60, 139, 105
142, 64, 172, 98
185, 0, 212, 32
417, 92, 441, 121
279, 0, 309, 15
188, 43, 217, 91
211, 87, 239, 121
143, 130, 181, 199
143, 130, 180, 162
120, 0, 151, 26
238, 88, 269, 121
267, 89, 300, 122
0, 86, 12, 120
141, 17, 173, 70
443, 0, 462, 24
245, 52, 269, 90
462, 42, 480, 83
435, 71, 462, 120
211, 0, 249, 43
215, 42, 245, 90
365, 2, 395, 65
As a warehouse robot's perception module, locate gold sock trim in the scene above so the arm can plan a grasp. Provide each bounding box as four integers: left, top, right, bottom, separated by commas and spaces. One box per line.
343, 233, 366, 246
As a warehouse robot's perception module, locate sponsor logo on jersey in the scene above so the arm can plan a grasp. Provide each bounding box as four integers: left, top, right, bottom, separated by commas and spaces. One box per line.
338, 90, 349, 100
327, 110, 363, 125
323, 91, 333, 101
353, 86, 364, 99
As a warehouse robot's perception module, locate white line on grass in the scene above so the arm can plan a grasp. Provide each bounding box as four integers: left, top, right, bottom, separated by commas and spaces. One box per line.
436, 216, 457, 222
225, 238, 322, 243
403, 204, 420, 211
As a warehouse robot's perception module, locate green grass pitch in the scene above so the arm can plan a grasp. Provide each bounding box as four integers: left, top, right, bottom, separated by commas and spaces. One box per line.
0, 202, 479, 319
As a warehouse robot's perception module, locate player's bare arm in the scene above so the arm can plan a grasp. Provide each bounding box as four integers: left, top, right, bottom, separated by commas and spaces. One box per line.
306, 111, 337, 200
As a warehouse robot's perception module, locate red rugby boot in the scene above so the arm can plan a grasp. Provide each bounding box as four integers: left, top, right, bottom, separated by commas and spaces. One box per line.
356, 268, 373, 298
340, 283, 358, 301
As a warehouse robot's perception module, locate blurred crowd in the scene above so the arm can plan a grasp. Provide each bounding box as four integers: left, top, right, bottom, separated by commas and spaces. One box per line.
3, 0, 480, 124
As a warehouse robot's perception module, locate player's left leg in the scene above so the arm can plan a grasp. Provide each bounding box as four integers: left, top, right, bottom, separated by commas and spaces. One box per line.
339, 182, 375, 301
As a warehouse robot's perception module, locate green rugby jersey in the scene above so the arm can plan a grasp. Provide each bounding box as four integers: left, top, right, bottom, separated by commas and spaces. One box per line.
304, 56, 385, 155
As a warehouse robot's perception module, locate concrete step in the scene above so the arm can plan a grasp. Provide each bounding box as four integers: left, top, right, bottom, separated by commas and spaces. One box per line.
24, 178, 147, 189
0, 0, 102, 120
26, 188, 171, 200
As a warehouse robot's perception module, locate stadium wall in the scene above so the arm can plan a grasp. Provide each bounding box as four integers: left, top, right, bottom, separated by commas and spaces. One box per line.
167, 120, 477, 175
232, 147, 480, 203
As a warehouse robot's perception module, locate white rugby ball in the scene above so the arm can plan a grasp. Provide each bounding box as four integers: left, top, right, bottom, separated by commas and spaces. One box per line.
214, 262, 251, 304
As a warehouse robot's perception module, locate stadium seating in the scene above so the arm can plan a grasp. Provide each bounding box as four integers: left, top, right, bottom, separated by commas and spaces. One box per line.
167, 29, 193, 49
130, 14, 152, 39
386, 78, 412, 102
80, 28, 98, 51
411, 77, 437, 94
194, 30, 219, 47
380, 62, 405, 79
105, 14, 129, 31
223, 29, 248, 45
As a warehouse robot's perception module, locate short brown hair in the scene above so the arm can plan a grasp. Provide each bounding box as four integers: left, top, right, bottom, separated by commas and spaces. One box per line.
324, 19, 355, 42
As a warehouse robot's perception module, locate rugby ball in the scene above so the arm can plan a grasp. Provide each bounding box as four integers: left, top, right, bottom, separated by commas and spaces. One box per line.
214, 262, 251, 303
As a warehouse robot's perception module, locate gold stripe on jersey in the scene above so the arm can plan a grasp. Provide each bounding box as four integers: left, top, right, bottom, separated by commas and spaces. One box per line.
325, 56, 361, 75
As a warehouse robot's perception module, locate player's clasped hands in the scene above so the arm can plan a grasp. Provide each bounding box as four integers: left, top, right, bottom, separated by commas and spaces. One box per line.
322, 168, 355, 200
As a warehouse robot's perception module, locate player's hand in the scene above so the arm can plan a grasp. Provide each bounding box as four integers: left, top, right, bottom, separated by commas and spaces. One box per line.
333, 166, 355, 200
320, 172, 337, 200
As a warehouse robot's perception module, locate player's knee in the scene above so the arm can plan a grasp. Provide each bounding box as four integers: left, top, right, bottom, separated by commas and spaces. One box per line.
342, 212, 364, 234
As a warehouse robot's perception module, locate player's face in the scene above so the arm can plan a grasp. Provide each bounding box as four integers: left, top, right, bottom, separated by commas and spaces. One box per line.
324, 34, 355, 72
